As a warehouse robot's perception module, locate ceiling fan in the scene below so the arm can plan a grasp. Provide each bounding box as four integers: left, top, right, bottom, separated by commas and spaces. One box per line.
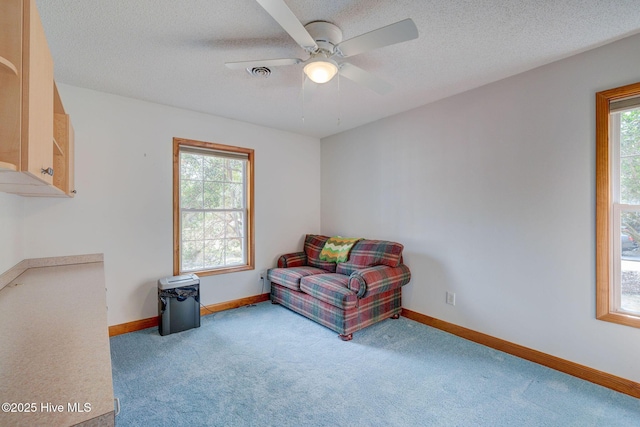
225, 0, 419, 95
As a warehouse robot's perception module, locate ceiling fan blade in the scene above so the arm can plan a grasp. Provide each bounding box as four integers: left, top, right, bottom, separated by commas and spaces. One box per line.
339, 62, 393, 95
336, 18, 418, 58
256, 0, 318, 51
225, 58, 302, 70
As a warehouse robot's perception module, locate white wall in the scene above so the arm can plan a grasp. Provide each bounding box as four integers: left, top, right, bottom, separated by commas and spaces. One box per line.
0, 192, 24, 275
321, 33, 640, 382
21, 85, 321, 326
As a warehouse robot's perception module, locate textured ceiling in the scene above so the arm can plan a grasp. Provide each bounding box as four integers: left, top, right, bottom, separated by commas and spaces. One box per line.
37, 0, 640, 139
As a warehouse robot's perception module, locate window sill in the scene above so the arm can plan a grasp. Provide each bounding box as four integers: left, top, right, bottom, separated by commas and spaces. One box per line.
178, 264, 254, 277
597, 311, 640, 329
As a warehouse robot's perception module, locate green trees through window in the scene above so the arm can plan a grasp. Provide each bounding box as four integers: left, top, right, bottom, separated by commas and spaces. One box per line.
615, 107, 640, 314
619, 109, 640, 206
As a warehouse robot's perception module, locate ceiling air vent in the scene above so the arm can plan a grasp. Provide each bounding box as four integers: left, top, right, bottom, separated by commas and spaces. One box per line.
247, 67, 271, 78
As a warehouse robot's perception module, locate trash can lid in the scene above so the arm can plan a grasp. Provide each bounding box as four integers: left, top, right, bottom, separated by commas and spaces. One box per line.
158, 273, 199, 290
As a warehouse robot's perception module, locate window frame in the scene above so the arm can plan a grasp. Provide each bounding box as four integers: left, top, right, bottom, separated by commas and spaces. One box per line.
173, 137, 255, 277
595, 82, 640, 328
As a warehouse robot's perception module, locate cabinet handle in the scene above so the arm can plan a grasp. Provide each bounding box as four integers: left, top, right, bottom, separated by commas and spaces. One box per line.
41, 167, 54, 176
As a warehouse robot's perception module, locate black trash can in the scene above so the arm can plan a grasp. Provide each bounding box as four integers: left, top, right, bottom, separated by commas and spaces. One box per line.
157, 274, 200, 336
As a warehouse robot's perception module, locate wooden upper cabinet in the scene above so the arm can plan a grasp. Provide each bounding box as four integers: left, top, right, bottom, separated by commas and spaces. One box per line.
0, 0, 22, 173
22, 0, 54, 185
0, 0, 75, 197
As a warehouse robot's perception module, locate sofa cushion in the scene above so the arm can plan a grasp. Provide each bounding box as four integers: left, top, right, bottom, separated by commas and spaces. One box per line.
268, 267, 328, 291
300, 274, 357, 310
336, 240, 404, 275
304, 234, 337, 272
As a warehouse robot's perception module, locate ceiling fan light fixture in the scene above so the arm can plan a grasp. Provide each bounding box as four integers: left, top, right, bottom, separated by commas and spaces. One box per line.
303, 57, 338, 84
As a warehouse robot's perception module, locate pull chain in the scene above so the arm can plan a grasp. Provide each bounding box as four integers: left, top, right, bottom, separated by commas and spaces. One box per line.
301, 72, 306, 124
337, 71, 341, 127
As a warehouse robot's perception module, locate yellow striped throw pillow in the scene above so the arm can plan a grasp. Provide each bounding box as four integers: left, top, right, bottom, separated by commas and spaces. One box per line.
319, 237, 361, 263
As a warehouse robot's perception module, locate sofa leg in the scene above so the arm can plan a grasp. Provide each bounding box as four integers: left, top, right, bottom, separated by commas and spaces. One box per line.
271, 299, 279, 305
338, 333, 353, 341
391, 313, 400, 319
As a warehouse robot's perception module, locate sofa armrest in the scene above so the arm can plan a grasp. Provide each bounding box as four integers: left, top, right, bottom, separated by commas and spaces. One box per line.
348, 264, 411, 298
277, 252, 307, 268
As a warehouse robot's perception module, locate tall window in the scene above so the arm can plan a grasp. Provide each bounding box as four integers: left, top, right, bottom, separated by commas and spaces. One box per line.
173, 138, 254, 276
596, 82, 640, 328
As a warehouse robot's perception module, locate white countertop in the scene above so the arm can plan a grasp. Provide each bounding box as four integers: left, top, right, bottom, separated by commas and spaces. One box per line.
0, 260, 114, 427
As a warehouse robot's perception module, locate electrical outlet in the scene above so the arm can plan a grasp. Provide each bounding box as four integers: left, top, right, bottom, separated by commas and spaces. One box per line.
446, 291, 456, 306
259, 270, 267, 280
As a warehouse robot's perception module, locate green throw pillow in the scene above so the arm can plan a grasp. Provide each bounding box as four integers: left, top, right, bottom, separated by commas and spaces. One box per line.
319, 237, 361, 263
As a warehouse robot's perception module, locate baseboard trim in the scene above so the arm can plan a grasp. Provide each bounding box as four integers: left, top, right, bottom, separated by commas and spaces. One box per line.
200, 293, 271, 315
401, 308, 640, 399
108, 315, 158, 337
108, 293, 270, 337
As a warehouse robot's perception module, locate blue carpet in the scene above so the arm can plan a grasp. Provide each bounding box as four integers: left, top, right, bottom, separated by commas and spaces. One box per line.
110, 302, 640, 426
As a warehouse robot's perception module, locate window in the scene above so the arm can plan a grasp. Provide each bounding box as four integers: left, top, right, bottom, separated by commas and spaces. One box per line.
173, 138, 254, 276
596, 82, 640, 328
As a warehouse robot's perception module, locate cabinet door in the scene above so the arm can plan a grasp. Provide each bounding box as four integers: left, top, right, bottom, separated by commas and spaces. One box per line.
21, 0, 54, 185
68, 118, 75, 196
53, 112, 74, 196
0, 0, 22, 170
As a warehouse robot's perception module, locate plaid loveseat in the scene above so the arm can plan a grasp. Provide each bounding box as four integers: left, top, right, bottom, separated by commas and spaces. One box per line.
268, 234, 411, 340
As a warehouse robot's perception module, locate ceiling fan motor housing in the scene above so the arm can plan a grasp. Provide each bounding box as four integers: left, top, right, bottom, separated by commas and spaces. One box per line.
304, 21, 343, 54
